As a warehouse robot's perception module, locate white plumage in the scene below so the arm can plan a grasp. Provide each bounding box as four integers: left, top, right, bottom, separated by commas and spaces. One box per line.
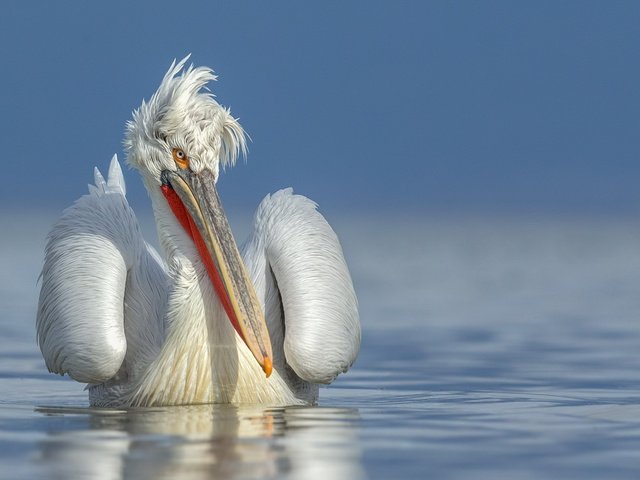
36, 57, 360, 407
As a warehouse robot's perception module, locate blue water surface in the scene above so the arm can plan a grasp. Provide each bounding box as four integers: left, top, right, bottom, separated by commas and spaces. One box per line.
1, 211, 640, 479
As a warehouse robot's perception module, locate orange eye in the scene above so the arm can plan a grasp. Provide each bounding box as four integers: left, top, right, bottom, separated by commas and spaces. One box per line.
172, 148, 189, 169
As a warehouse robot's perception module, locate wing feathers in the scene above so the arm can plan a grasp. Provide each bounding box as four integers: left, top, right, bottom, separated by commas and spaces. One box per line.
107, 154, 126, 196
37, 157, 144, 384
251, 189, 361, 384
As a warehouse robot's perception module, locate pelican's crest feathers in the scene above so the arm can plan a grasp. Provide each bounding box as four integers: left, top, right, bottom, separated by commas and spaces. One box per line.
124, 55, 246, 181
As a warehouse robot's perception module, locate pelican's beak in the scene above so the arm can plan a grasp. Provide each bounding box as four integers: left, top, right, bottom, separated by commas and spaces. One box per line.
160, 168, 273, 377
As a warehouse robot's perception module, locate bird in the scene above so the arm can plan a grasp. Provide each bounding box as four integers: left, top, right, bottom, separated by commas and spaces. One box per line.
36, 57, 360, 407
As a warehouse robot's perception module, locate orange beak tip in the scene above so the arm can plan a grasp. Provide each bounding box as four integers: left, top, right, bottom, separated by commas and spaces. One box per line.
263, 357, 273, 378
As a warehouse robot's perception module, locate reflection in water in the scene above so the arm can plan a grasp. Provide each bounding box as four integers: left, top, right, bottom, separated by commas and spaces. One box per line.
35, 404, 364, 480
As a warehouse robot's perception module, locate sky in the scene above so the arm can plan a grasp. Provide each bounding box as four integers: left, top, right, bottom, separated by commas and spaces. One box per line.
1, 1, 639, 216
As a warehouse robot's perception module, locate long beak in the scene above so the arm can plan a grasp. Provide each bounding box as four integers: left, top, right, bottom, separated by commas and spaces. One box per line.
160, 168, 273, 377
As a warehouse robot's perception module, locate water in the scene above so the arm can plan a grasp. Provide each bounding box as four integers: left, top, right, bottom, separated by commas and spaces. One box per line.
2, 210, 640, 479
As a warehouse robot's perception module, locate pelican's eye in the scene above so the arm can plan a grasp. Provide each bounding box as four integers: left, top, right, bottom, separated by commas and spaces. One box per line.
172, 148, 189, 169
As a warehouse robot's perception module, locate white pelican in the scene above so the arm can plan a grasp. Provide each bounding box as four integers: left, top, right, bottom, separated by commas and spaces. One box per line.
36, 57, 360, 407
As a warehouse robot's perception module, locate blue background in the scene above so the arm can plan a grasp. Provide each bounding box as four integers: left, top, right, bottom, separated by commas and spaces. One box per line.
2, 1, 639, 215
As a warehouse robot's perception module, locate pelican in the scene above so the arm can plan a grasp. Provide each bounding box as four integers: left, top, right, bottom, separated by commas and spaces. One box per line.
36, 57, 360, 407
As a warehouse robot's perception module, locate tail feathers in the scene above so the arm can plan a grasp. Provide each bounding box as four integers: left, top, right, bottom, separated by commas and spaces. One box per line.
88, 155, 127, 197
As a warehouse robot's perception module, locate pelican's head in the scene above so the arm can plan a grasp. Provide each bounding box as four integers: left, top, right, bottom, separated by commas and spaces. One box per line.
125, 56, 246, 183
124, 57, 272, 378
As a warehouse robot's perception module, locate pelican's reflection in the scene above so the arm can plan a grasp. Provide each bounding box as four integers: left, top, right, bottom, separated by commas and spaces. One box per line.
36, 403, 364, 479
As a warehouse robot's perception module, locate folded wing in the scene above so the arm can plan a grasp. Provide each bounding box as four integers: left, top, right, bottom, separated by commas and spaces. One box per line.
246, 189, 360, 385
36, 156, 165, 384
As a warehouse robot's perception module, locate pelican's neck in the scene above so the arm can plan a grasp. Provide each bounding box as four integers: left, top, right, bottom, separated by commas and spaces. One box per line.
146, 184, 200, 270
127, 183, 238, 405
146, 182, 222, 336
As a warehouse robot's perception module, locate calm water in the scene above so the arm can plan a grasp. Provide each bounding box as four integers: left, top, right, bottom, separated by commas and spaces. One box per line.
2, 211, 640, 479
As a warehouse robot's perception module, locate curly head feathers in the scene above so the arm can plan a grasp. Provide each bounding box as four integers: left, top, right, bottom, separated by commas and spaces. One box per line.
124, 56, 246, 182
